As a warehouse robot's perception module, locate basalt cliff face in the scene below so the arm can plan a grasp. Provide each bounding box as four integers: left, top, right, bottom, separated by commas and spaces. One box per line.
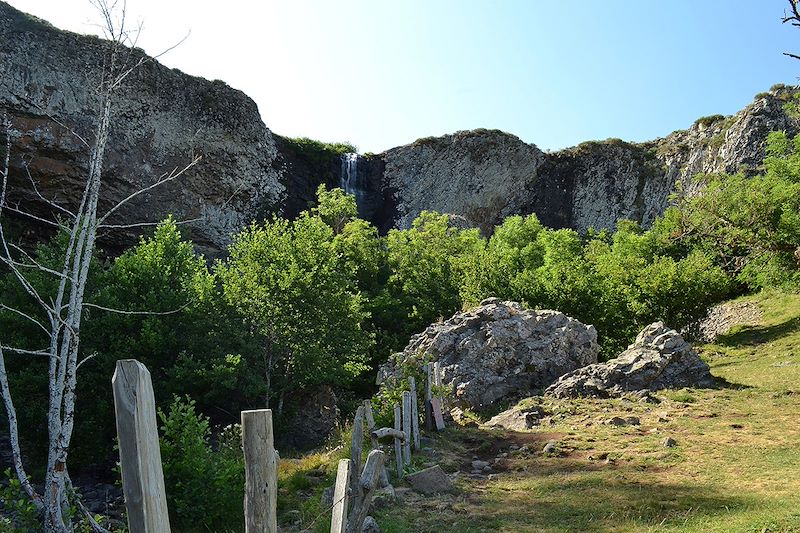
2, 1, 798, 255
371, 89, 800, 234
0, 2, 285, 256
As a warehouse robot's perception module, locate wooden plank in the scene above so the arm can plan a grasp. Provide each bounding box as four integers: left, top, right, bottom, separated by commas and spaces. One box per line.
424, 363, 433, 431
393, 404, 403, 478
112, 359, 171, 533
371, 428, 405, 440
241, 409, 278, 533
431, 397, 446, 432
330, 459, 351, 533
363, 400, 378, 449
409, 377, 421, 451
349, 406, 365, 498
364, 399, 391, 488
402, 391, 412, 465
346, 450, 386, 533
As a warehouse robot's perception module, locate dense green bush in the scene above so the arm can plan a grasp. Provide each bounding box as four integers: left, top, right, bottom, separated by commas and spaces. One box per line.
159, 396, 244, 531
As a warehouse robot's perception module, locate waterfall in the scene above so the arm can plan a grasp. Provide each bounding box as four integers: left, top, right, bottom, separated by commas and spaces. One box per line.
340, 153, 359, 196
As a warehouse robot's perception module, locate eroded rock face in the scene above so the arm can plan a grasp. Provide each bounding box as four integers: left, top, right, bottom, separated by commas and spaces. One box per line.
381, 130, 546, 233
374, 87, 800, 234
0, 2, 284, 256
381, 298, 598, 411
546, 322, 715, 399
280, 386, 340, 450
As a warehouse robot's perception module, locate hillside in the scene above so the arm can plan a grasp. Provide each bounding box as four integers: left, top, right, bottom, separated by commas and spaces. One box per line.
360, 290, 800, 532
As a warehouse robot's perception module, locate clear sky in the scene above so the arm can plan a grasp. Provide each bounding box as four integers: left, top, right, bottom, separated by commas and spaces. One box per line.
7, 1, 800, 153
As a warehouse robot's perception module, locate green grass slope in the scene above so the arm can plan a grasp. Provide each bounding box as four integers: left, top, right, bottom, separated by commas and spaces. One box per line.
372, 290, 800, 533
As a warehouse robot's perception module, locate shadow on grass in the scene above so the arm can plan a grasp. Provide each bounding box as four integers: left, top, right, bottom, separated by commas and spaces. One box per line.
378, 457, 758, 533
715, 316, 800, 348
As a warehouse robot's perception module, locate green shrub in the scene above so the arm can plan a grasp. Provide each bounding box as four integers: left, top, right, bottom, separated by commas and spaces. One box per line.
158, 396, 244, 531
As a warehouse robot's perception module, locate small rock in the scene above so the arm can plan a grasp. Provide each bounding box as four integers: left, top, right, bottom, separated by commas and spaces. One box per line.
320, 485, 334, 507
371, 485, 396, 509
542, 440, 558, 454
362, 515, 382, 533
471, 460, 490, 470
625, 416, 640, 426
607, 416, 628, 426
405, 465, 455, 495
662, 437, 677, 448
588, 451, 609, 461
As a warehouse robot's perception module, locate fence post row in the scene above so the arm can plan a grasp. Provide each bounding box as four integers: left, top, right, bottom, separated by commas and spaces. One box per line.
241, 409, 278, 533
112, 359, 172, 533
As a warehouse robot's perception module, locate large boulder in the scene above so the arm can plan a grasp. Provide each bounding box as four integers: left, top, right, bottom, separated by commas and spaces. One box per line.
279, 386, 339, 450
380, 299, 598, 411
546, 322, 715, 399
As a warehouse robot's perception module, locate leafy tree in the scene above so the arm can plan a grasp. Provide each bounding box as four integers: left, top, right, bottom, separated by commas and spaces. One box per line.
218, 212, 371, 412
386, 211, 484, 340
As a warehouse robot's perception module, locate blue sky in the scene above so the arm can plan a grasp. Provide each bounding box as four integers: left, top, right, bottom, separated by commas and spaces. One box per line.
8, 1, 800, 153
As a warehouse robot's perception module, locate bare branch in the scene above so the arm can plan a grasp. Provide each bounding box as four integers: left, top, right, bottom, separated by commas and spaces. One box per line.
0, 344, 53, 357
98, 216, 201, 230
83, 301, 189, 315
98, 155, 201, 223
22, 161, 77, 219
0, 304, 51, 335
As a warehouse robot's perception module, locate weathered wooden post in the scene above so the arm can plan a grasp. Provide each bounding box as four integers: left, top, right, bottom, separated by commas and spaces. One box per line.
432, 361, 446, 431
424, 363, 433, 431
408, 377, 421, 451
241, 409, 278, 533
346, 450, 386, 533
350, 405, 365, 497
363, 400, 390, 487
330, 459, 351, 533
393, 404, 403, 478
401, 391, 412, 465
112, 359, 171, 533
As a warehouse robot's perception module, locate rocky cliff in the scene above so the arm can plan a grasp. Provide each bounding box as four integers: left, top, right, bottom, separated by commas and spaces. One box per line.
0, 2, 286, 256
2, 1, 798, 255
372, 88, 800, 233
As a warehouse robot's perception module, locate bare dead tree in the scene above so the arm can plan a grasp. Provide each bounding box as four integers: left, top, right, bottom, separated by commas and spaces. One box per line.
783, 0, 800, 60
0, 2, 198, 531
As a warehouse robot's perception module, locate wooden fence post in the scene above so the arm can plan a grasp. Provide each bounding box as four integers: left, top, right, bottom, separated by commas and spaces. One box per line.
424, 363, 433, 431
402, 391, 412, 466
363, 400, 389, 487
112, 359, 171, 533
350, 405, 365, 497
409, 377, 421, 451
330, 459, 351, 533
241, 409, 278, 533
346, 450, 386, 533
393, 404, 403, 478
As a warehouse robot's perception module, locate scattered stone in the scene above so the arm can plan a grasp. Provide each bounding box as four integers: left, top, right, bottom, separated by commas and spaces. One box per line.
625, 416, 640, 426
542, 440, 558, 455
484, 404, 546, 431
663, 437, 677, 448
607, 416, 628, 426
362, 515, 382, 533
471, 460, 491, 470
405, 465, 455, 495
691, 300, 762, 343
546, 323, 715, 399
371, 485, 397, 509
731, 423, 744, 429
320, 485, 334, 508
379, 300, 598, 411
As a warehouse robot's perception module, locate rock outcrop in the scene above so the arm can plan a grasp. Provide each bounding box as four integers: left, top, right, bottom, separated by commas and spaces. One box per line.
380, 298, 598, 411
279, 386, 340, 450
3, 2, 798, 255
373, 87, 800, 234
546, 322, 715, 399
0, 2, 285, 256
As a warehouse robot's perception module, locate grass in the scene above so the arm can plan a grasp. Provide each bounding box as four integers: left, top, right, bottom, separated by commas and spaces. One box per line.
369, 289, 800, 532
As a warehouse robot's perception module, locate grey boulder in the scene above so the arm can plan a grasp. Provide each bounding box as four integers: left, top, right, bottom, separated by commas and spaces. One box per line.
546, 322, 715, 398
380, 299, 598, 412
